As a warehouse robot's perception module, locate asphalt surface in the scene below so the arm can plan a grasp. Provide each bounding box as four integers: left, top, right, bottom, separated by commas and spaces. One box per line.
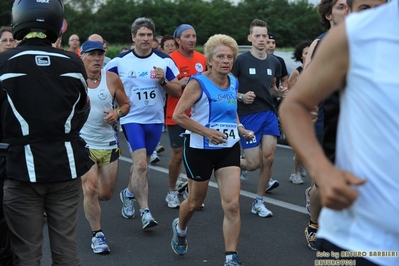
40, 130, 318, 266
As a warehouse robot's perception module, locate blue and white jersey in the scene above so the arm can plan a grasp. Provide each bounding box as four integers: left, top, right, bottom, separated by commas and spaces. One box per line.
187, 74, 240, 149
105, 49, 179, 124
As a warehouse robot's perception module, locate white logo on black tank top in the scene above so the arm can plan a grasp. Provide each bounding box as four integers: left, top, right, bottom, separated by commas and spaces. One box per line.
35, 56, 50, 66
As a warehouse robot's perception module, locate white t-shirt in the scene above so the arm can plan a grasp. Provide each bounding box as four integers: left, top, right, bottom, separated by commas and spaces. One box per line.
318, 2, 399, 265
105, 49, 179, 124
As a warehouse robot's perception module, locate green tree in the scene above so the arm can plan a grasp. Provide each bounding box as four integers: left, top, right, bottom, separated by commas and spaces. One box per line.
0, 0, 14, 27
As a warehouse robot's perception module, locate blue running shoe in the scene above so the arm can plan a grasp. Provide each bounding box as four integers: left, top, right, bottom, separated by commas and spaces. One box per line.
171, 218, 187, 256
91, 232, 110, 254
224, 253, 242, 266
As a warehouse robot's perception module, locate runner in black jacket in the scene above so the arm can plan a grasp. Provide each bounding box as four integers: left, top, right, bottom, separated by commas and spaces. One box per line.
0, 1, 93, 265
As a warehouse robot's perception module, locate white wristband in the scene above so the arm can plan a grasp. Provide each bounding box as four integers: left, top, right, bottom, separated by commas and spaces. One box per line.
237, 123, 245, 129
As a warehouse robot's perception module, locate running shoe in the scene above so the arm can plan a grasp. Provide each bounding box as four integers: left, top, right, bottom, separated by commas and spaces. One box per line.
240, 170, 248, 181
289, 172, 304, 184
224, 254, 242, 266
156, 143, 165, 153
166, 191, 180, 209
176, 178, 188, 194
299, 164, 307, 177
141, 209, 158, 229
171, 218, 188, 256
91, 232, 110, 254
150, 151, 160, 164
265, 178, 280, 192
305, 187, 311, 216
305, 222, 318, 251
119, 189, 135, 219
251, 199, 273, 218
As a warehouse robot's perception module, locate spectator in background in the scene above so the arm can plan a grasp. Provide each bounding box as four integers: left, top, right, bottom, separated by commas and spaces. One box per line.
160, 35, 176, 54
266, 33, 288, 88
0, 26, 16, 52
155, 35, 163, 44
102, 39, 111, 65
120, 47, 129, 53
152, 37, 161, 50
287, 40, 311, 185
68, 33, 81, 55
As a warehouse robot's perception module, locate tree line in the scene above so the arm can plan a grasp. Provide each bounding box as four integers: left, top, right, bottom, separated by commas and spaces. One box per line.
0, 0, 323, 48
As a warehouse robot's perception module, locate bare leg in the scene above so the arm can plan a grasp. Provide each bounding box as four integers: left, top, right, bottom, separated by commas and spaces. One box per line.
168, 147, 183, 191
82, 161, 118, 231
178, 179, 209, 230
256, 135, 277, 196
215, 166, 241, 252
128, 148, 149, 210
310, 183, 321, 223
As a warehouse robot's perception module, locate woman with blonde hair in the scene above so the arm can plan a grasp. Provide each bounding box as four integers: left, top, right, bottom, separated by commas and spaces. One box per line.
170, 34, 254, 266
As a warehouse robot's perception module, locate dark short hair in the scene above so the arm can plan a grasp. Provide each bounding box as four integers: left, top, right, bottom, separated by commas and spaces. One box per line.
291, 40, 312, 63
249, 19, 267, 34
346, 0, 354, 8
160, 34, 175, 49
131, 17, 155, 35
318, 0, 338, 30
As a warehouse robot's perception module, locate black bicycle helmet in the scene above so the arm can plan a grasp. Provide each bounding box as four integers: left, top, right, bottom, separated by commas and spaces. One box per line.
11, 0, 64, 42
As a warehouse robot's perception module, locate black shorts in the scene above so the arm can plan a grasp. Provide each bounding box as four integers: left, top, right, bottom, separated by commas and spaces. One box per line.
182, 135, 240, 182
167, 125, 185, 149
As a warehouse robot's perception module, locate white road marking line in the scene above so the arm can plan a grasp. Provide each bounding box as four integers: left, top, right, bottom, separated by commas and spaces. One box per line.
119, 152, 308, 215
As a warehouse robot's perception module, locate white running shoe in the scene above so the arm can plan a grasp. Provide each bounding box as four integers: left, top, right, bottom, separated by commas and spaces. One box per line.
289, 172, 304, 184
91, 232, 110, 254
176, 178, 188, 194
166, 191, 181, 209
150, 151, 160, 164
299, 164, 307, 177
156, 143, 165, 153
240, 170, 248, 181
119, 189, 135, 219
266, 178, 280, 192
251, 200, 273, 218
141, 209, 158, 229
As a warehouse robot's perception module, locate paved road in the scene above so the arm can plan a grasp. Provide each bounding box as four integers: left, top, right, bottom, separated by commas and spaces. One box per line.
41, 131, 318, 265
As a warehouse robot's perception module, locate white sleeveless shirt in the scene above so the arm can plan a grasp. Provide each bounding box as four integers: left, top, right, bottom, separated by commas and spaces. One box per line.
318, 2, 399, 265
80, 69, 118, 149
